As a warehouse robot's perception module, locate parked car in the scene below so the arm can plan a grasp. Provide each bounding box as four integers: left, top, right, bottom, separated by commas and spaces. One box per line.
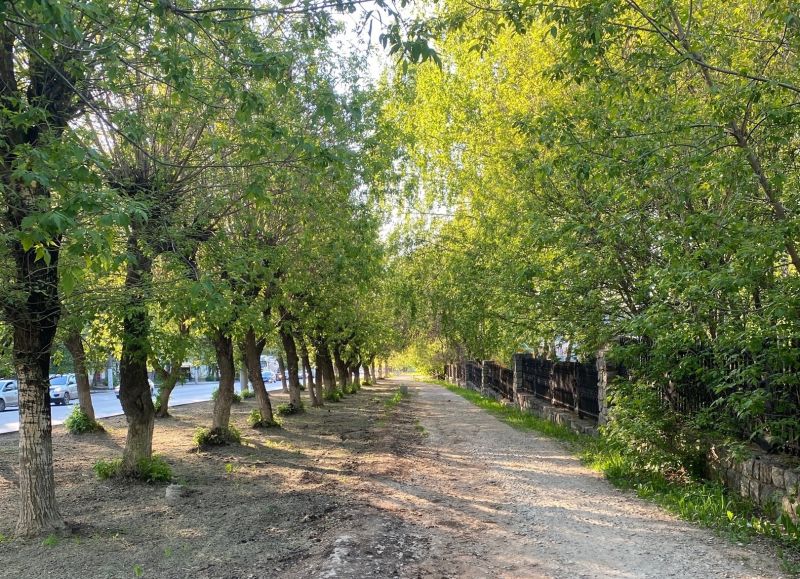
115, 379, 156, 399
261, 370, 275, 383
49, 374, 78, 406
0, 379, 18, 412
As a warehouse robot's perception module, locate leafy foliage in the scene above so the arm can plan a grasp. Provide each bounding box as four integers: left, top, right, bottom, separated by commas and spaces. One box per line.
63, 407, 104, 435
193, 426, 242, 447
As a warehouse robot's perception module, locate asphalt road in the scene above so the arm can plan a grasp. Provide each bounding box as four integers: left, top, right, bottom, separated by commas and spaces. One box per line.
0, 379, 285, 435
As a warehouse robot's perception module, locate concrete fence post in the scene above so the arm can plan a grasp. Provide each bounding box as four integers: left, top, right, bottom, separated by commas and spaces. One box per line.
596, 346, 617, 425
512, 353, 523, 405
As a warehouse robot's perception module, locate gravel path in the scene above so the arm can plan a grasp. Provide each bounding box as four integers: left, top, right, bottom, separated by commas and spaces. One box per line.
357, 378, 784, 579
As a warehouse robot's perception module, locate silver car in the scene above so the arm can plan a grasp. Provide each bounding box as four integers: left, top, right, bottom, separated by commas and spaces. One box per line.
49, 374, 78, 406
0, 380, 18, 412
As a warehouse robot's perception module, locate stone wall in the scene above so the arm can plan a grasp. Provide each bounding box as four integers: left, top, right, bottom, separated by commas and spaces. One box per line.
707, 446, 800, 520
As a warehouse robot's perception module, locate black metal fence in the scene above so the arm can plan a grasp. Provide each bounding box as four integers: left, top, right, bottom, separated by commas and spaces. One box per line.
466, 361, 482, 391
484, 361, 514, 400
516, 355, 599, 421
445, 354, 600, 422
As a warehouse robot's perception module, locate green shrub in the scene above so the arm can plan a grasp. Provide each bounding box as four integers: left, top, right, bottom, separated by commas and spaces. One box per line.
194, 426, 242, 447
247, 408, 279, 428
603, 378, 706, 481
361, 380, 372, 386
275, 401, 304, 416
241, 389, 255, 399
135, 455, 173, 483
93, 458, 123, 480
211, 389, 242, 404
323, 390, 343, 402
64, 406, 104, 434
92, 455, 172, 483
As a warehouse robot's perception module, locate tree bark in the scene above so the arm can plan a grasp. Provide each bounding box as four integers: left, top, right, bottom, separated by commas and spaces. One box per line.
239, 366, 249, 395
314, 350, 326, 403
65, 331, 95, 421
244, 328, 274, 425
298, 336, 320, 407
314, 338, 336, 395
211, 329, 236, 432
333, 345, 349, 391
279, 327, 303, 410
277, 354, 288, 393
352, 365, 361, 389
118, 238, 155, 473
362, 363, 371, 385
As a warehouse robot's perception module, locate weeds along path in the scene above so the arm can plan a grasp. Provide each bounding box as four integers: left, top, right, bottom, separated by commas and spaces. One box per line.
346, 376, 784, 579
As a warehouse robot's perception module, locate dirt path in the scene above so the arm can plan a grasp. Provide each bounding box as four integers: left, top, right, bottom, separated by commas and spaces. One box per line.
318, 377, 785, 579
0, 377, 787, 578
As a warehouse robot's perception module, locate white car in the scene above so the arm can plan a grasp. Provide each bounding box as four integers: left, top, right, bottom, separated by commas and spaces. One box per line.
115, 379, 156, 399
0, 380, 18, 412
49, 374, 78, 406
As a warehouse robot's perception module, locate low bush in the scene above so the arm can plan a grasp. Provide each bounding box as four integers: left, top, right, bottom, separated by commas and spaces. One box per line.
194, 426, 242, 447
241, 389, 255, 399
323, 390, 343, 402
247, 408, 279, 428
64, 406, 104, 434
275, 402, 304, 416
93, 455, 172, 483
93, 458, 123, 480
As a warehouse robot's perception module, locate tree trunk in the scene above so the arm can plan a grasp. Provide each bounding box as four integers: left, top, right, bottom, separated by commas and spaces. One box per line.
333, 345, 349, 391
352, 365, 361, 389
384, 360, 388, 378
211, 330, 236, 432
245, 328, 275, 425
314, 350, 326, 404
118, 239, 155, 473
239, 366, 249, 394
277, 355, 288, 393
279, 327, 303, 410
370, 357, 376, 383
153, 368, 180, 419
64, 331, 95, 421
314, 339, 336, 395
298, 336, 320, 407
362, 363, 371, 384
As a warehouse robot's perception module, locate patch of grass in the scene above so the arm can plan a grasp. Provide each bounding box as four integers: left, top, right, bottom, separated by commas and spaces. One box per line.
247, 408, 280, 429
64, 406, 104, 434
93, 455, 172, 483
93, 458, 123, 480
133, 563, 144, 577
275, 401, 304, 416
384, 386, 410, 409
435, 379, 800, 554
414, 420, 428, 436
241, 389, 255, 399
41, 534, 59, 547
323, 389, 343, 402
193, 426, 241, 447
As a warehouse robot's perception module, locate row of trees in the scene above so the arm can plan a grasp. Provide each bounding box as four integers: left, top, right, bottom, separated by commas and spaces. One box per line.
0, 0, 412, 537
383, 1, 800, 456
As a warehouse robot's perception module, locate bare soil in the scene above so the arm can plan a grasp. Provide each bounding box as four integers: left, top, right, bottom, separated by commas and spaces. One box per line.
0, 377, 789, 578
